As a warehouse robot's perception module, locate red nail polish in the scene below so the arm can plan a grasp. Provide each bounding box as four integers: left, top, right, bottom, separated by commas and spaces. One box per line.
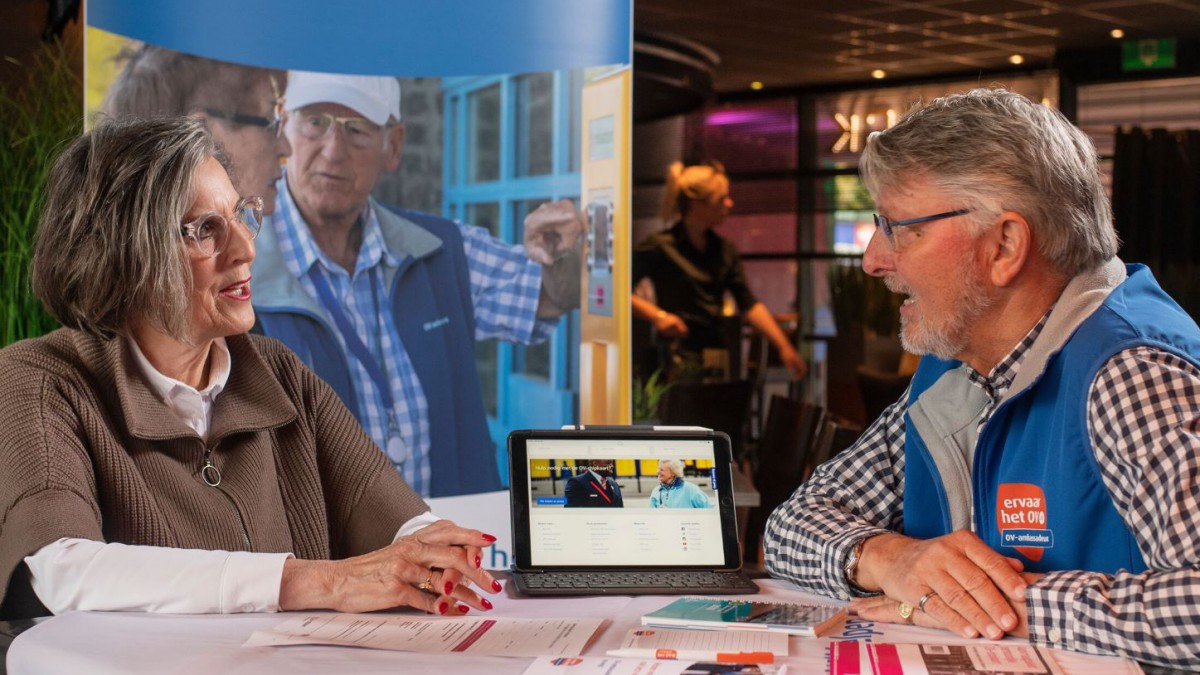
438, 602, 448, 615
458, 604, 470, 613
491, 579, 502, 592
482, 533, 497, 542
444, 582, 454, 596
475, 555, 482, 568
481, 598, 493, 610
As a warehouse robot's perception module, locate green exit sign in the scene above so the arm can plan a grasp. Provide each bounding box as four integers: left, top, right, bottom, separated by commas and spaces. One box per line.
1122, 38, 1177, 71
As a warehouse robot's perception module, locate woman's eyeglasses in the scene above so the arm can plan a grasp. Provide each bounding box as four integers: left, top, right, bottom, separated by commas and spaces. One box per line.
180, 196, 264, 257
203, 108, 283, 138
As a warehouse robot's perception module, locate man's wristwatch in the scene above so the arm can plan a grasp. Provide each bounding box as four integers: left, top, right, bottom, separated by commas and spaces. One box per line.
844, 539, 867, 592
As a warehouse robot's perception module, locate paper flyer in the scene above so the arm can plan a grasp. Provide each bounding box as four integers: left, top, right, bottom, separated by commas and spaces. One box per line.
243, 614, 603, 657
522, 656, 789, 674
607, 627, 788, 663
828, 642, 1065, 675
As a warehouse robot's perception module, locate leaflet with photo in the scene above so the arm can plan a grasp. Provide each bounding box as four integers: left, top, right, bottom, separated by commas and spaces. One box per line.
828, 641, 1067, 675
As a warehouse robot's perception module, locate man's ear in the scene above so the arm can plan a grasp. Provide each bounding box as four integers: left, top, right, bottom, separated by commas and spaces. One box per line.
383, 122, 406, 172
989, 211, 1033, 288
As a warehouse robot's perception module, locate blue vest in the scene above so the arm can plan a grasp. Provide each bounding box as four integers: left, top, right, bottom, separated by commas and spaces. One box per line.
903, 264, 1200, 574
253, 207, 501, 498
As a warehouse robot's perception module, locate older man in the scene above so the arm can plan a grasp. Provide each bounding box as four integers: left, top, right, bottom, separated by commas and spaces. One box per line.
764, 88, 1200, 669
252, 71, 581, 498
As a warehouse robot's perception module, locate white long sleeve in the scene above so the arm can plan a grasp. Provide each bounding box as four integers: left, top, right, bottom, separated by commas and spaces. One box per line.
27, 510, 442, 615
26, 539, 290, 614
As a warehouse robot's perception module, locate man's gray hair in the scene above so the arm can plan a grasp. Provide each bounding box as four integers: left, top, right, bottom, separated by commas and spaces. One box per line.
860, 87, 1118, 277
660, 458, 685, 479
32, 116, 225, 341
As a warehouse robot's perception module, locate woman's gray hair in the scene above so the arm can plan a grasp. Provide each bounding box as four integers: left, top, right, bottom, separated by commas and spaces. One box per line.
660, 458, 685, 479
101, 44, 285, 122
860, 87, 1118, 278
32, 116, 226, 341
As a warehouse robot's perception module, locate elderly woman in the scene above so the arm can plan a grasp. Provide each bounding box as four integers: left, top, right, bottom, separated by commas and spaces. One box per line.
648, 459, 711, 509
0, 117, 499, 620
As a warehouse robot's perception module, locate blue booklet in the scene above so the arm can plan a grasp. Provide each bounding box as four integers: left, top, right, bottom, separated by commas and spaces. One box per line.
641, 597, 847, 637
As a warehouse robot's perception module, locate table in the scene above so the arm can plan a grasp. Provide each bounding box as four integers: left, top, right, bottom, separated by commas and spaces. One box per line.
6, 579, 1141, 674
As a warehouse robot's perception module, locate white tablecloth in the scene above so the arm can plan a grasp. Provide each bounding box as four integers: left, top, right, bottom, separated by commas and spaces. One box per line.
6, 578, 1139, 674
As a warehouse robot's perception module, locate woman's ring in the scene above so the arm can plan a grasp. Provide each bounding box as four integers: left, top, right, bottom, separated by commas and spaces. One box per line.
418, 571, 434, 592
897, 601, 914, 622
918, 591, 937, 613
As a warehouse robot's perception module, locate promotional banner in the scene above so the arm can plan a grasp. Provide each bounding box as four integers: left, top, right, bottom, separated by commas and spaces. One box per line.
86, 0, 632, 567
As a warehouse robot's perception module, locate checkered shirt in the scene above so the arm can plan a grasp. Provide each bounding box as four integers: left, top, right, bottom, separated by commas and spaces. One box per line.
273, 178, 553, 496
764, 310, 1200, 669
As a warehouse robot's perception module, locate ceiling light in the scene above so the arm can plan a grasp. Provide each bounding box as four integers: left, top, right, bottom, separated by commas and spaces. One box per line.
1110, 28, 1125, 39
1009, 54, 1025, 65
872, 69, 887, 79
750, 81, 764, 90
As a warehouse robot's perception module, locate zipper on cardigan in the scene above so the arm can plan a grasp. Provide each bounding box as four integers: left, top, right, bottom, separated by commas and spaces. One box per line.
201, 443, 252, 551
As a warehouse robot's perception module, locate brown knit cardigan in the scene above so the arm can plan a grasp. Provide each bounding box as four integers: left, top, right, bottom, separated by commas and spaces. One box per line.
0, 329, 428, 617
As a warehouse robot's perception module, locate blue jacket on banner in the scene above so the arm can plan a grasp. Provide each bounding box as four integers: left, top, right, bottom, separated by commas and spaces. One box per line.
252, 204, 500, 498
902, 262, 1200, 574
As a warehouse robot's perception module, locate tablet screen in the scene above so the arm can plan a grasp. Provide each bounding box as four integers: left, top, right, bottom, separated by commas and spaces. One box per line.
509, 430, 739, 569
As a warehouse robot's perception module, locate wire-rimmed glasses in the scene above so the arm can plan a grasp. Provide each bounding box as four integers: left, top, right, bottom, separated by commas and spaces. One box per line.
290, 108, 388, 148
180, 196, 264, 257
873, 208, 972, 248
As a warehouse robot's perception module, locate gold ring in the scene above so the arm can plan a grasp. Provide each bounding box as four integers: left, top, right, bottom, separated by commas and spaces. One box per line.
418, 571, 434, 592
897, 601, 914, 622
918, 591, 937, 613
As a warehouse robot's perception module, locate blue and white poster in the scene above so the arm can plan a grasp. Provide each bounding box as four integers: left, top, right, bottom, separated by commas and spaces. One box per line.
86, 0, 632, 568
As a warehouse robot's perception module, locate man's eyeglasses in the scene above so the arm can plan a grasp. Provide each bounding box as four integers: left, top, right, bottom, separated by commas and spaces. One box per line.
203, 108, 283, 138
181, 196, 264, 257
291, 109, 387, 148
873, 208, 972, 248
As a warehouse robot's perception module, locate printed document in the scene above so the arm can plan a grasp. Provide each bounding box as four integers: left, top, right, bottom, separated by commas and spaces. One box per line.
243, 614, 603, 657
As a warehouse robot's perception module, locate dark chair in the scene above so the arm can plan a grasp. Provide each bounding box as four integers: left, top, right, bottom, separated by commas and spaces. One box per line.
805, 417, 865, 481
856, 364, 913, 427
658, 379, 755, 460
742, 396, 824, 562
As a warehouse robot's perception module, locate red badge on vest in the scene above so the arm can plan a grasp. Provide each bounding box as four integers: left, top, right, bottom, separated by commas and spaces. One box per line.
996, 483, 1052, 561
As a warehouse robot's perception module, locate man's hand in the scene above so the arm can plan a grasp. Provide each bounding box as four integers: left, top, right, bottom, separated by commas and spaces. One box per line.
524, 199, 582, 265
852, 531, 1028, 640
526, 199, 583, 317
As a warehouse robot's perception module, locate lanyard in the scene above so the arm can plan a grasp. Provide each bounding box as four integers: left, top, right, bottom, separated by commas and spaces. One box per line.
307, 266, 407, 462
589, 479, 613, 503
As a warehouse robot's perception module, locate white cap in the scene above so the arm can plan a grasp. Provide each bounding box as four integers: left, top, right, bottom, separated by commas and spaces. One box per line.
285, 70, 401, 125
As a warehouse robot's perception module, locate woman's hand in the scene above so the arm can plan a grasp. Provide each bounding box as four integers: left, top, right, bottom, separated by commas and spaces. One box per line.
279, 520, 502, 615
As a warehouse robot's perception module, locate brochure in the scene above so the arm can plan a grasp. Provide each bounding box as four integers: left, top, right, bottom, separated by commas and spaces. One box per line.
607, 627, 788, 663
521, 656, 788, 674
642, 597, 847, 637
828, 641, 1066, 675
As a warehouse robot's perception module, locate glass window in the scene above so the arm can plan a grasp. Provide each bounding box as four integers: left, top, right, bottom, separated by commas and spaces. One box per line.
515, 73, 554, 177
466, 202, 501, 414
512, 199, 552, 381
567, 68, 585, 173
468, 84, 501, 183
